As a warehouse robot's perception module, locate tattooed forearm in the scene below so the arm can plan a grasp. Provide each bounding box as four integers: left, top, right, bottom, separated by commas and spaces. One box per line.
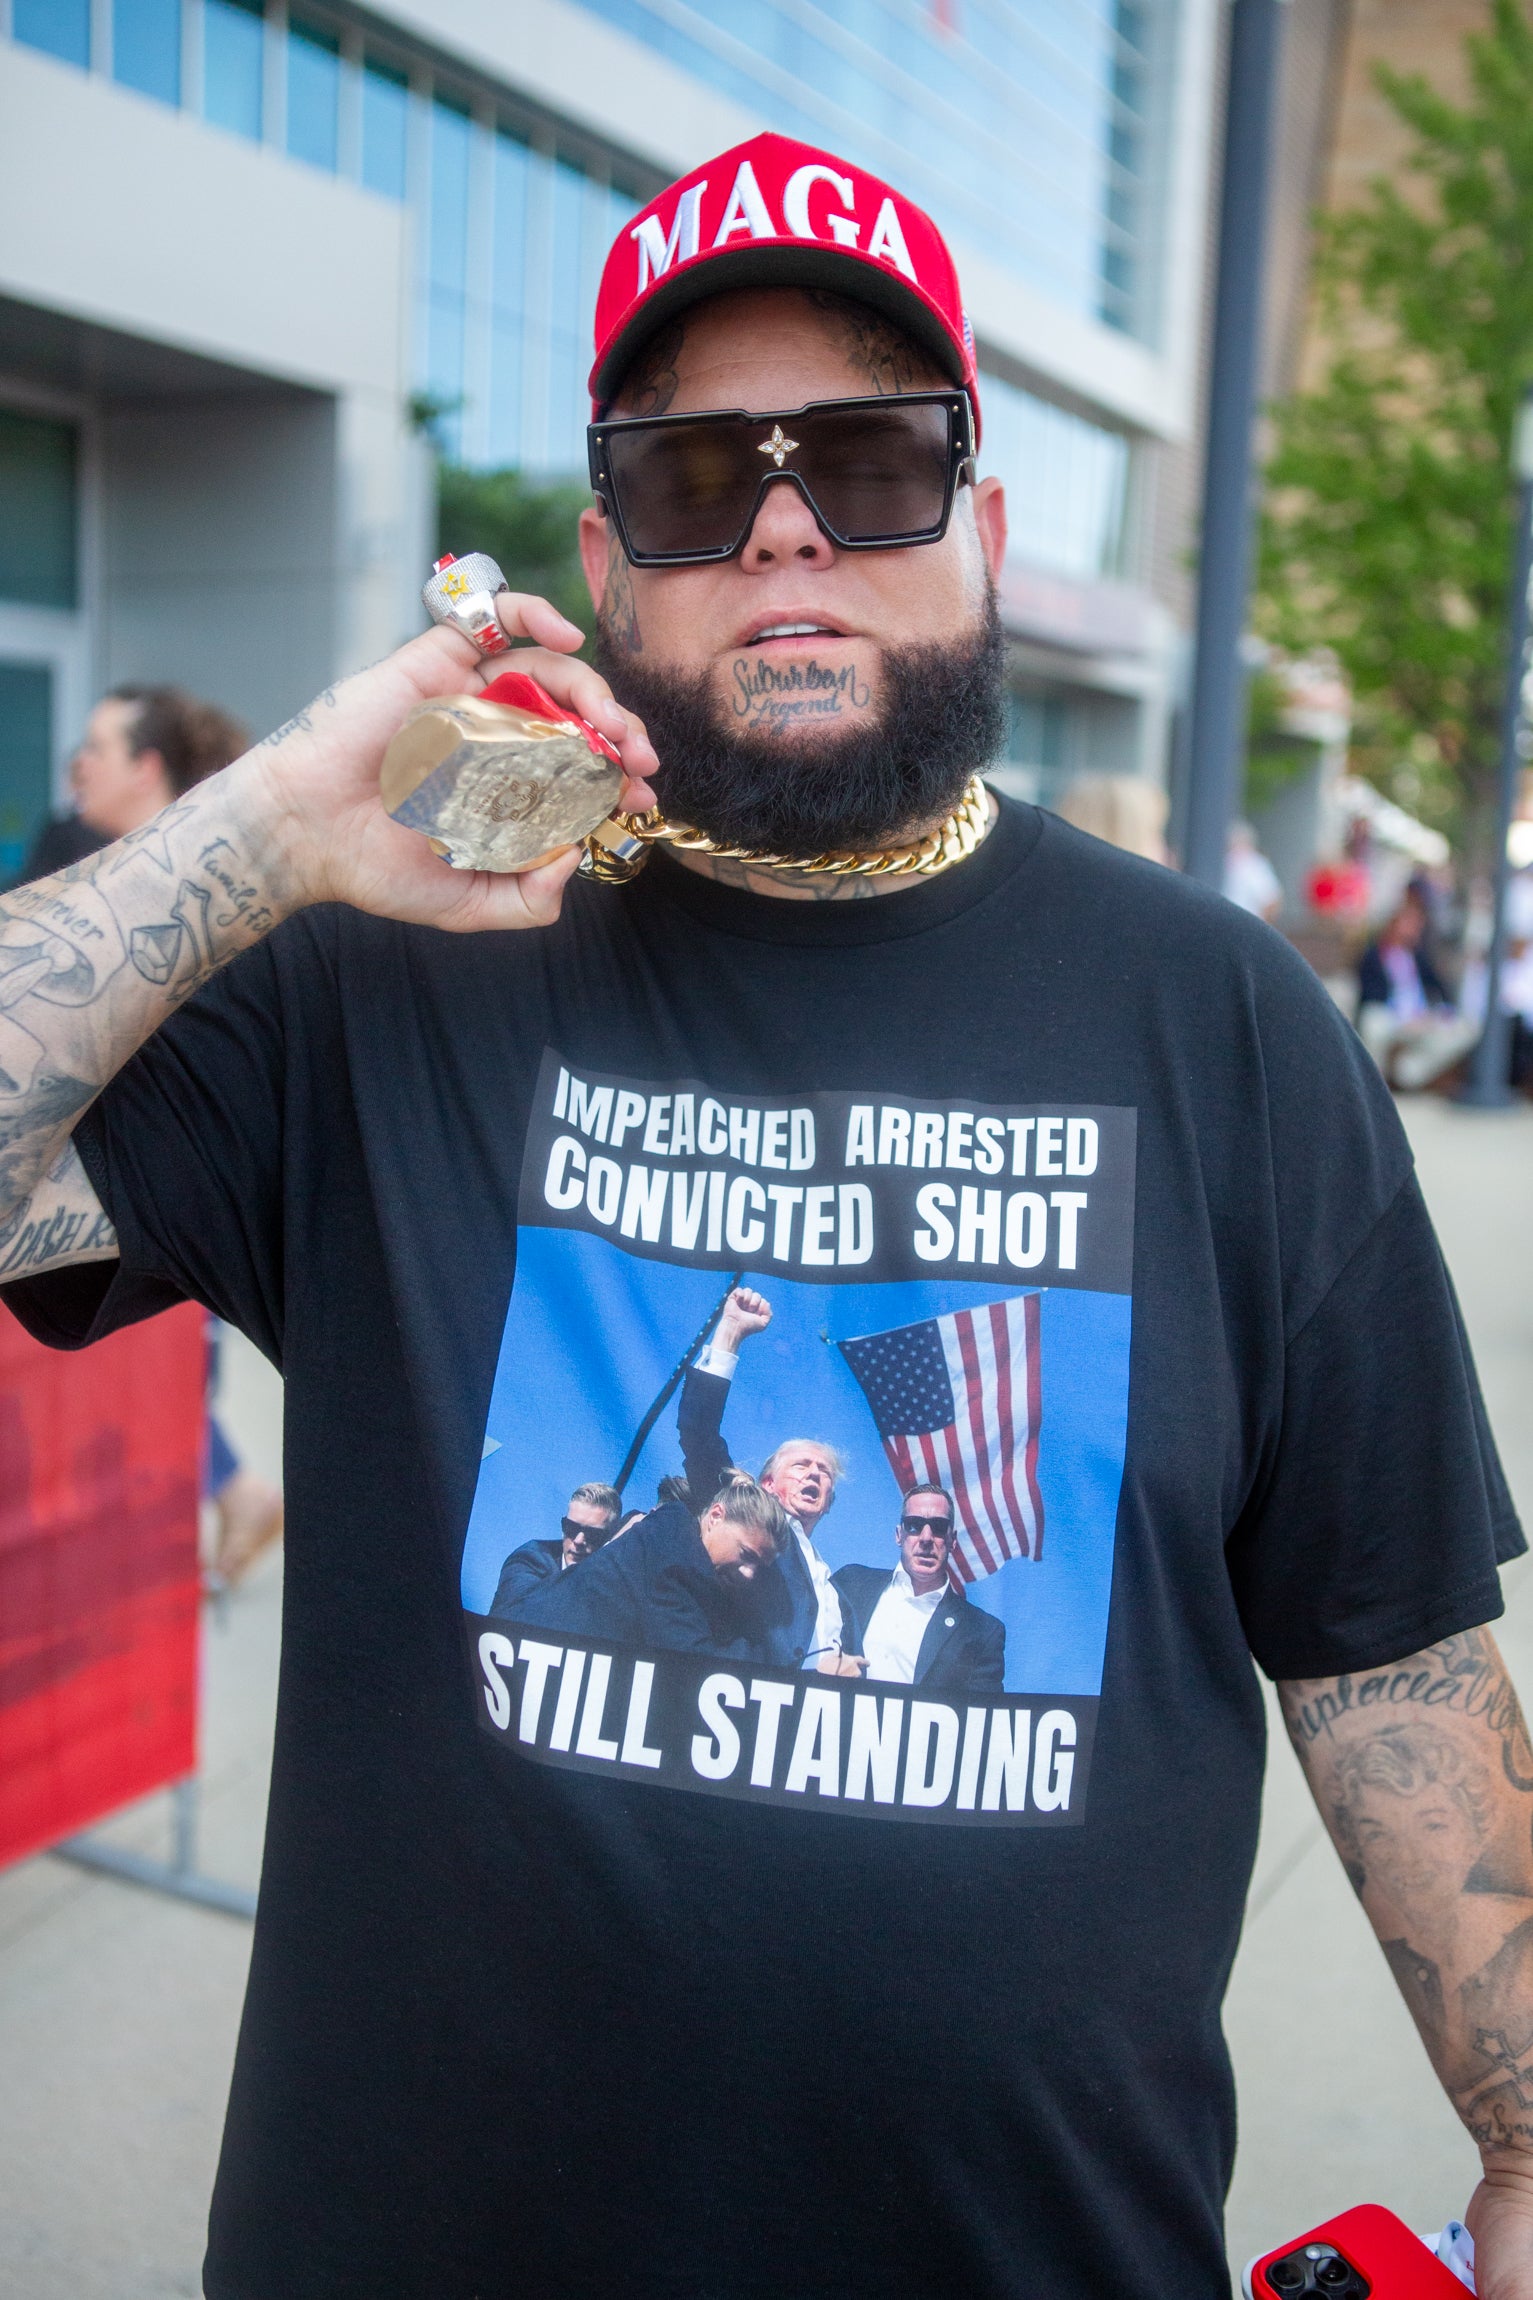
0, 762, 298, 1254
1281, 1629, 1533, 2159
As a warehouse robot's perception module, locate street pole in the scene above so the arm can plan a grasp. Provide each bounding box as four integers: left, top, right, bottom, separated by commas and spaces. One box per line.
1459, 387, 1533, 1109
1183, 0, 1288, 890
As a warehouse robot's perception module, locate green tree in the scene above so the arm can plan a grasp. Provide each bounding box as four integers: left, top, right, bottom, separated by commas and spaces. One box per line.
434, 464, 597, 654
1257, 0, 1533, 851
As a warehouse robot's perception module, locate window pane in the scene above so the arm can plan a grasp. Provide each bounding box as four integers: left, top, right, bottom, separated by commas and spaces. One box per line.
287, 17, 338, 171
0, 411, 78, 609
430, 99, 471, 295
425, 100, 472, 457
113, 0, 181, 104
204, 0, 265, 143
13, 0, 90, 67
979, 369, 1127, 582
0, 665, 54, 883
361, 59, 408, 199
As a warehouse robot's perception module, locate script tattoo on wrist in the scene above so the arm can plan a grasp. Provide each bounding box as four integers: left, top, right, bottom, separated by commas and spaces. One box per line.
1281, 1629, 1533, 2156
0, 1139, 117, 1278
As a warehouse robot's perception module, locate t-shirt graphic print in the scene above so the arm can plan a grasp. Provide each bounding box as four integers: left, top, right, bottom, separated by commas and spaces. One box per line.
462, 1050, 1135, 1828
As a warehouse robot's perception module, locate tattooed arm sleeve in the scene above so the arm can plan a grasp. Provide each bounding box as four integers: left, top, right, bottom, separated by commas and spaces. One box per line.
0, 777, 296, 1280
1279, 1628, 1533, 2161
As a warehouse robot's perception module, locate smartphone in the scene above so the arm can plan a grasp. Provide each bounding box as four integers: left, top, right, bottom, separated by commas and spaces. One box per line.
1245, 2204, 1472, 2297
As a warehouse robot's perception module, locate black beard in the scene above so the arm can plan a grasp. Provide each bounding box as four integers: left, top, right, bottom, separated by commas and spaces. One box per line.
592, 586, 1006, 858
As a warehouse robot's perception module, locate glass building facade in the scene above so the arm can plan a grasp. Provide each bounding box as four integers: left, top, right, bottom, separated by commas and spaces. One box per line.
7, 0, 1142, 580
575, 0, 1170, 343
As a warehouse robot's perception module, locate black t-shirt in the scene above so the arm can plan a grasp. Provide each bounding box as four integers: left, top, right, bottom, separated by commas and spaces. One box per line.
6, 798, 1520, 2299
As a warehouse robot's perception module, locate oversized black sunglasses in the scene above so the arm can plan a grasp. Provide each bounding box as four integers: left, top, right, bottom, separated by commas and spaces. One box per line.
588, 391, 975, 568
898, 1515, 954, 1540
562, 1516, 615, 1545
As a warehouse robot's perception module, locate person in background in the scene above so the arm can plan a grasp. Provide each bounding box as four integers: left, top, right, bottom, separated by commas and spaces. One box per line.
1053, 771, 1171, 864
1223, 820, 1283, 920
12, 684, 249, 883
1496, 869, 1533, 1092
1356, 889, 1479, 1090
201, 1329, 286, 1589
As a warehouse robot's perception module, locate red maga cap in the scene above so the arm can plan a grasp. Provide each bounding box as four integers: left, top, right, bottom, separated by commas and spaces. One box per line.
590, 132, 979, 439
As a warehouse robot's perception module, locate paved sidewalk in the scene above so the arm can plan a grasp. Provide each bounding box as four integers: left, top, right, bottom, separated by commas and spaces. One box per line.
0, 1326, 281, 2300
0, 1101, 1527, 2295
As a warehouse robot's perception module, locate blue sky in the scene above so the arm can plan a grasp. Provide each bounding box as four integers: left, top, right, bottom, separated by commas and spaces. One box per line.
462, 1226, 1131, 1695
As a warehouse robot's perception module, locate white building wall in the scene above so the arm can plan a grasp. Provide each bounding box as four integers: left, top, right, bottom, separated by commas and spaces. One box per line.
101, 395, 335, 733
0, 38, 425, 734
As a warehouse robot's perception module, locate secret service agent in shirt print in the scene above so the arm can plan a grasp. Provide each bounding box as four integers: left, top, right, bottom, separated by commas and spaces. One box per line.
487, 1479, 623, 1617
832, 1482, 1006, 1697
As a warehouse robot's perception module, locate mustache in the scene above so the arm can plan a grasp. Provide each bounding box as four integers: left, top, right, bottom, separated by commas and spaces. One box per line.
592, 587, 1006, 859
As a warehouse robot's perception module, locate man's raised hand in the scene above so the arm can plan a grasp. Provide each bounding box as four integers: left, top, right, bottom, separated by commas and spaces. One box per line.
242, 591, 659, 935
717, 1287, 773, 1354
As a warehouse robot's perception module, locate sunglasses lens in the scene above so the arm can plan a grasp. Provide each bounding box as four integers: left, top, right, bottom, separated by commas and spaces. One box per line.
605, 422, 760, 558
794, 401, 953, 542
603, 398, 957, 560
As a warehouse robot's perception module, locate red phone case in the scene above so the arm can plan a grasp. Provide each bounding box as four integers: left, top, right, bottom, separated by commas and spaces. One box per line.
1250, 2204, 1468, 2297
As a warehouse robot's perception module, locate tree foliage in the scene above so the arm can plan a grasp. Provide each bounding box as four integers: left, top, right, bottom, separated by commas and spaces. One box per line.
1257, 0, 1533, 848
434, 465, 597, 656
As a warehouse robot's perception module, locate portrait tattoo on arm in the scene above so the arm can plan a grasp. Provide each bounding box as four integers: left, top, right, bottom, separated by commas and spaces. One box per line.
1281, 1628, 1533, 2155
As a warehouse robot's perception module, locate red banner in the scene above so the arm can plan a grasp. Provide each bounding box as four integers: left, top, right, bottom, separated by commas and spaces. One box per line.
0, 1301, 204, 1870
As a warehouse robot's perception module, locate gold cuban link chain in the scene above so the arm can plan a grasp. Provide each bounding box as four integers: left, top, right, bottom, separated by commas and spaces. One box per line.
582, 773, 992, 885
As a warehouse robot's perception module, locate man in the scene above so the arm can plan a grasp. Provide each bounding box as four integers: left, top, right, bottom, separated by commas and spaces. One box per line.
0, 129, 1528, 2298
486, 1478, 621, 1616
508, 1476, 790, 1658
832, 1483, 1004, 1696
678, 1283, 854, 1669
1356, 888, 1478, 1089
1223, 820, 1283, 921
12, 684, 248, 883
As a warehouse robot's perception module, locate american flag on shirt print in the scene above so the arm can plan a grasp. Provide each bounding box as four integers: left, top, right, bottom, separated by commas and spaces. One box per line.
837, 1297, 1044, 1584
